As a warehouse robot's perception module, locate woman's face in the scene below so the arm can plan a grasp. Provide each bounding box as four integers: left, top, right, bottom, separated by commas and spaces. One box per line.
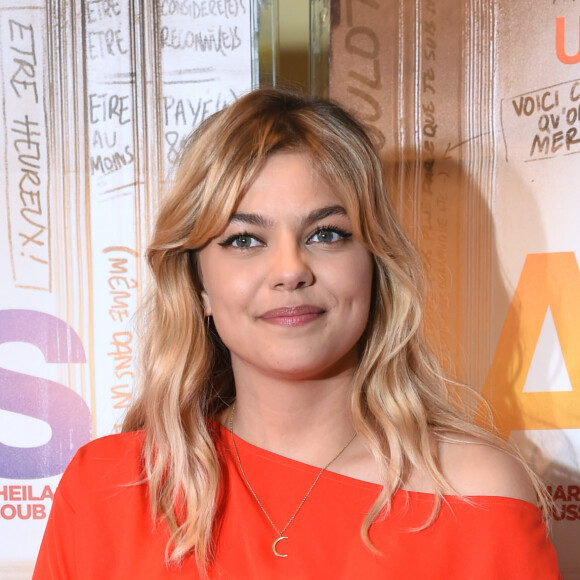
198, 151, 374, 382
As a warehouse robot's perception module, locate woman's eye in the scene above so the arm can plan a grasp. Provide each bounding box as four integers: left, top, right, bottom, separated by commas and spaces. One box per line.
219, 234, 262, 248
308, 227, 351, 244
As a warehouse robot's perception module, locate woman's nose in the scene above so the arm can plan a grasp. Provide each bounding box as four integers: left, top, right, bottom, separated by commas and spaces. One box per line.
268, 239, 314, 290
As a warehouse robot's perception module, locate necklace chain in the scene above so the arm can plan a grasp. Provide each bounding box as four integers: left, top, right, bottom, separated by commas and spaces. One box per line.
228, 403, 356, 554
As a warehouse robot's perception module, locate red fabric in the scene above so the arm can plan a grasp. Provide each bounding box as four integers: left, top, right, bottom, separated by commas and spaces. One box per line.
33, 423, 561, 579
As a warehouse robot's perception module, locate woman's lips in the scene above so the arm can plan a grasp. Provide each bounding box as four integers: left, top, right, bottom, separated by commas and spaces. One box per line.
259, 305, 325, 327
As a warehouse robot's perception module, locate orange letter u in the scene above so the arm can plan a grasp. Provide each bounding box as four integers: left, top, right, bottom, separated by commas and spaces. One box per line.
556, 17, 580, 65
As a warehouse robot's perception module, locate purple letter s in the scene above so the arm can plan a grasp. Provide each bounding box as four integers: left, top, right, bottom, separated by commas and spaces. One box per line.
0, 310, 92, 479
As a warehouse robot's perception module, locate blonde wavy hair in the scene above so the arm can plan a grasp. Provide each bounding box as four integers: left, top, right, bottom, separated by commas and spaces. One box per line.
123, 87, 548, 570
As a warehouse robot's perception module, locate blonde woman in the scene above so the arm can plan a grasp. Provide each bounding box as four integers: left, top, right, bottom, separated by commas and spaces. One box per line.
34, 88, 560, 579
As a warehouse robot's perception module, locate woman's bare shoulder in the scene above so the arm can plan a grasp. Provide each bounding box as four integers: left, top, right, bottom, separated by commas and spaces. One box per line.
437, 434, 538, 504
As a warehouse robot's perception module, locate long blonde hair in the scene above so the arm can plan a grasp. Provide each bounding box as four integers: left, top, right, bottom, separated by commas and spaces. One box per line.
123, 87, 548, 569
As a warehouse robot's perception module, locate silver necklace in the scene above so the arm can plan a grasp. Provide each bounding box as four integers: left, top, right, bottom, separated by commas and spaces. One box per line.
228, 403, 357, 558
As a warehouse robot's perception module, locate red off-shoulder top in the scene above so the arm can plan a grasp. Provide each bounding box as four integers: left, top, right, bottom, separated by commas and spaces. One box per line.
33, 423, 561, 579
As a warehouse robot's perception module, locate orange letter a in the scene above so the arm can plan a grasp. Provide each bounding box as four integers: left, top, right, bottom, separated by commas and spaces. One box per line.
482, 252, 580, 437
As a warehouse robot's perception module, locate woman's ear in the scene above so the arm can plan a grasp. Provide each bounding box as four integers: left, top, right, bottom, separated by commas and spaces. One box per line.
201, 290, 212, 317
195, 252, 212, 317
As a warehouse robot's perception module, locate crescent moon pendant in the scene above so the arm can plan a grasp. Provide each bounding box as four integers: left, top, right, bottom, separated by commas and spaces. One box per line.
272, 536, 289, 557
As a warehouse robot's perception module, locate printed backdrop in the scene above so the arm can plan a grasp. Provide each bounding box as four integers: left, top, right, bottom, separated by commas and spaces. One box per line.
0, 0, 253, 577
330, 0, 579, 577
2, 0, 579, 578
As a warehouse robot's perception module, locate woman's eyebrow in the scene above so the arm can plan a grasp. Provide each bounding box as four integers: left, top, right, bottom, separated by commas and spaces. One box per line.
229, 213, 274, 228
229, 205, 346, 229
301, 205, 347, 226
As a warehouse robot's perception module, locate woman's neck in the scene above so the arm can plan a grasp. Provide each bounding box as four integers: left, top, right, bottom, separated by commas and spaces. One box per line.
225, 366, 357, 468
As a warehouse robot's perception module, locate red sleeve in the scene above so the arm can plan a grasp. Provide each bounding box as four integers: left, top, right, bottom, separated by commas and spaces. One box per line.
425, 496, 562, 580
32, 459, 79, 579
364, 491, 562, 579
31, 431, 149, 580
474, 499, 562, 580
